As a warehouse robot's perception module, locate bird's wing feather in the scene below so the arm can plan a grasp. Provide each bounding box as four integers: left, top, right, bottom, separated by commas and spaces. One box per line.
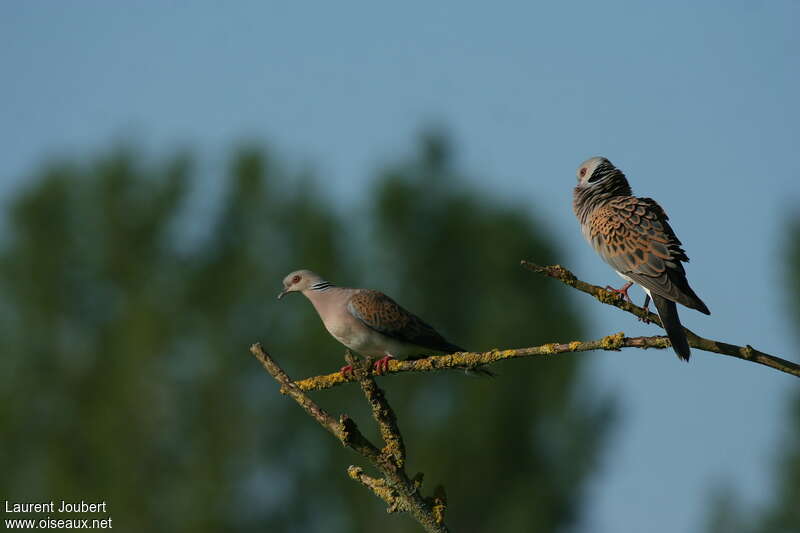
346, 290, 463, 352
589, 196, 709, 313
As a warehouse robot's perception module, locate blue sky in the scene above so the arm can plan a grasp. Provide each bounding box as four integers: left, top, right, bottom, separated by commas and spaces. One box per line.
2, 2, 798, 531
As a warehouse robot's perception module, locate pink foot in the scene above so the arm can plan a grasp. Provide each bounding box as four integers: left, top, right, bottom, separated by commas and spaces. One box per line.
340, 365, 354, 377
373, 355, 394, 375
605, 281, 633, 303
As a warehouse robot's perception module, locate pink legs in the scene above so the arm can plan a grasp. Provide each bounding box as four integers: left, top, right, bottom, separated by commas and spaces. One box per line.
339, 354, 394, 377
373, 355, 394, 375
605, 281, 633, 303
607, 281, 652, 323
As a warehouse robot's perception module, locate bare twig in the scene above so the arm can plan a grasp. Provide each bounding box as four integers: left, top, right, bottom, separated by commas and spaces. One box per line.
520, 261, 800, 378
250, 343, 449, 533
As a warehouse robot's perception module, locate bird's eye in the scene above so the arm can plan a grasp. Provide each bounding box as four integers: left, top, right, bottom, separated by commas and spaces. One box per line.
580, 168, 587, 177
292, 275, 301, 284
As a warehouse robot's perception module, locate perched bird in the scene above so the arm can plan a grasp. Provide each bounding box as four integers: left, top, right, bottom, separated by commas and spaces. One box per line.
572, 157, 710, 361
277, 269, 483, 375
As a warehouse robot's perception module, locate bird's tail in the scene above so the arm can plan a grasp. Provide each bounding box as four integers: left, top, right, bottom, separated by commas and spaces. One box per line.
464, 366, 497, 378
652, 294, 691, 361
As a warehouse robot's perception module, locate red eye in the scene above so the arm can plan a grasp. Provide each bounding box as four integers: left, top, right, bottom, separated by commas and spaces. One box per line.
580, 168, 587, 177
292, 275, 301, 284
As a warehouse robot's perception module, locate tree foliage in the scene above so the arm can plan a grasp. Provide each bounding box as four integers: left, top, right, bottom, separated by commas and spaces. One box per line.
705, 219, 800, 533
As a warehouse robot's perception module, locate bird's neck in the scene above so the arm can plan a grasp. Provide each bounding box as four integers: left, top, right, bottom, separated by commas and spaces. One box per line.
573, 175, 633, 224
309, 280, 334, 292
302, 283, 339, 319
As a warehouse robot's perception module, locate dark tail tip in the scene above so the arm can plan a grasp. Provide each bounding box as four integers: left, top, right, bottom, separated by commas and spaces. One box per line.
674, 343, 691, 362
687, 293, 710, 315
466, 366, 497, 378
652, 295, 691, 362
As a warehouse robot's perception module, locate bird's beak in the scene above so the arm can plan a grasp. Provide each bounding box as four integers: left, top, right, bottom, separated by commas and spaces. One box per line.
277, 288, 289, 300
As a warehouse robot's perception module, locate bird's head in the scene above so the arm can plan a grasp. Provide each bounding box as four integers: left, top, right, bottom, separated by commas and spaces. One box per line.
574, 156, 632, 197
278, 269, 325, 299
576, 156, 616, 186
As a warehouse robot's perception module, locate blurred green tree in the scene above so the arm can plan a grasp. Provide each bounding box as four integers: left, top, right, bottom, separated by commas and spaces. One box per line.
704, 220, 800, 533
0, 133, 614, 532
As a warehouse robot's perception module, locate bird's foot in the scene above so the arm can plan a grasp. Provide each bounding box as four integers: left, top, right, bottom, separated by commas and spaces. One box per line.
373, 355, 394, 375
605, 281, 633, 303
340, 365, 354, 377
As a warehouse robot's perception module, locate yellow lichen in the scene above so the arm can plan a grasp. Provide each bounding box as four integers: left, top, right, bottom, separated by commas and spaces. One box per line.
540, 343, 559, 354
431, 484, 447, 524
432, 502, 446, 524
596, 290, 623, 305
296, 371, 346, 391
568, 341, 582, 351
347, 465, 364, 480
382, 442, 405, 468
599, 332, 625, 350
347, 466, 399, 512
553, 265, 577, 284
487, 349, 515, 361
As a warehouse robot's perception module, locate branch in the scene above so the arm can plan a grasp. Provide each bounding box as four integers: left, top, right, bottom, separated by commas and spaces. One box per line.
253, 263, 798, 530
289, 262, 798, 392
250, 343, 449, 533
346, 351, 407, 468
294, 332, 672, 391
520, 261, 800, 379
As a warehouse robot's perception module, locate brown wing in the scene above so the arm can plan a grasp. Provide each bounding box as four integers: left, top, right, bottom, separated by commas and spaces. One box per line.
588, 196, 709, 314
346, 290, 464, 352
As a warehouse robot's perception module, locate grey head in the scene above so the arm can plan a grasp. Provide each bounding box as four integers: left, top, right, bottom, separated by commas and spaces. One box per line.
573, 156, 633, 221
277, 269, 332, 299
575, 157, 631, 190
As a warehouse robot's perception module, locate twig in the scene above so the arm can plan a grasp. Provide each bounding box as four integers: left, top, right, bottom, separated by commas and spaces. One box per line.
250, 343, 449, 533
520, 261, 800, 378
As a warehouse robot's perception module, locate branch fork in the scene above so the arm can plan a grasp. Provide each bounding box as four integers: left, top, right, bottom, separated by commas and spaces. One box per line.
249, 261, 798, 531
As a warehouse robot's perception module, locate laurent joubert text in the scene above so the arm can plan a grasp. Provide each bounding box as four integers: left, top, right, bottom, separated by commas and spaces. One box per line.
3, 501, 112, 529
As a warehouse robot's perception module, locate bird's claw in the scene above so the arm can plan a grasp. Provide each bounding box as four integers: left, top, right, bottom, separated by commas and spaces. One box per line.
340, 364, 354, 377
373, 355, 394, 375
605, 282, 633, 303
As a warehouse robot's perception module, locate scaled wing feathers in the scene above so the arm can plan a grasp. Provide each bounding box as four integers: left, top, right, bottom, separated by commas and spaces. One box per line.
589, 197, 709, 314
346, 290, 463, 352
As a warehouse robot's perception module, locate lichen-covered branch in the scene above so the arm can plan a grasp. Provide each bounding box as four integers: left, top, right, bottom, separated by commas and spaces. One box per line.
294, 333, 672, 392
346, 351, 407, 468
253, 262, 798, 530
250, 343, 449, 533
288, 262, 798, 392
348, 466, 403, 512
520, 261, 800, 378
